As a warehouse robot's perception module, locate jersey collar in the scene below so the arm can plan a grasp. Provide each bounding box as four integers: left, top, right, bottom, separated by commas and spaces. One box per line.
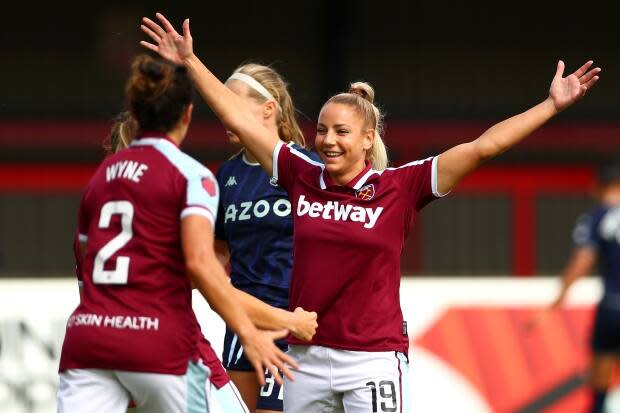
131, 131, 178, 147
320, 161, 377, 190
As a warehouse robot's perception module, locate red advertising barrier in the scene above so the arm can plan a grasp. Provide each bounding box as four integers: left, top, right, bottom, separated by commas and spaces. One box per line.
416, 306, 594, 413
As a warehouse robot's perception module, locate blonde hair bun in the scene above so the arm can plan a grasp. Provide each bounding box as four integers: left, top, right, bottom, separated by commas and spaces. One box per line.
349, 82, 375, 104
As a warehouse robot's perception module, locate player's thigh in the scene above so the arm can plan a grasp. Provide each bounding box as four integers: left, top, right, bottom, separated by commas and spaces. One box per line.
117, 361, 209, 413
210, 381, 250, 413
57, 369, 130, 413
340, 351, 410, 413
284, 345, 343, 413
228, 370, 260, 412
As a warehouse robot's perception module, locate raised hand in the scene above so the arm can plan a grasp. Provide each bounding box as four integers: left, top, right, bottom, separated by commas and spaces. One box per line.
549, 60, 601, 112
241, 329, 299, 385
140, 12, 193, 65
289, 307, 318, 341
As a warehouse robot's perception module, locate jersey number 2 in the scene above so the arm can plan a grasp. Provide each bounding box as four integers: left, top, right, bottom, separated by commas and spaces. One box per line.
93, 201, 134, 284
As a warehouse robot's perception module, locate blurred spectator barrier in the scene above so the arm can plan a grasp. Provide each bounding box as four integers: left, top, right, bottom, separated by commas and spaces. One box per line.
1, 277, 617, 413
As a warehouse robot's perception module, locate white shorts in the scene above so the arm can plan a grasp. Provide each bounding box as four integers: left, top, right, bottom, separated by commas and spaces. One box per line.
57, 361, 211, 413
284, 345, 410, 413
209, 381, 249, 413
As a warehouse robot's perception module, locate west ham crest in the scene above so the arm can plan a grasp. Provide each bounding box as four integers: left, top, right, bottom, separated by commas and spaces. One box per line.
356, 184, 375, 201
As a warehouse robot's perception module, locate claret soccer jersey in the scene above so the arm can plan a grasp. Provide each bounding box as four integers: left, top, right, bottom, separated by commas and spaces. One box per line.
272, 141, 445, 354
59, 134, 218, 375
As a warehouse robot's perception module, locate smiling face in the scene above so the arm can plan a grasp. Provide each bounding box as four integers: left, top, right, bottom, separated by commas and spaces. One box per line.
315, 102, 374, 184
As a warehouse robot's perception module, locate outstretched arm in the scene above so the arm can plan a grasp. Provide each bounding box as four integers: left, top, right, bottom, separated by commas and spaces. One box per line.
436, 60, 601, 195
140, 13, 279, 173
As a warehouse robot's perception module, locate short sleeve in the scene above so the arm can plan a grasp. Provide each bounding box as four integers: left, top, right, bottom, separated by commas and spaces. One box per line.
392, 156, 445, 210
572, 212, 598, 249
272, 141, 323, 192
180, 168, 219, 227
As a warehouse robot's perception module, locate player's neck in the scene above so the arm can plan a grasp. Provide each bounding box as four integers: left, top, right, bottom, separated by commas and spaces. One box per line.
328, 161, 367, 186
167, 126, 188, 146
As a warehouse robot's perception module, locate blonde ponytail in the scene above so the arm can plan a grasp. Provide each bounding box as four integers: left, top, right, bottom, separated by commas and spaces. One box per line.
103, 111, 138, 154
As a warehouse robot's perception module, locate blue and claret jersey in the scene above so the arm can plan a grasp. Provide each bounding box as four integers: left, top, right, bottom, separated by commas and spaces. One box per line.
215, 144, 321, 308
573, 205, 620, 297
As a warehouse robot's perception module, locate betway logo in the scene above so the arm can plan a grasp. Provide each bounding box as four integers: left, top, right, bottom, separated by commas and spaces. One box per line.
296, 195, 383, 229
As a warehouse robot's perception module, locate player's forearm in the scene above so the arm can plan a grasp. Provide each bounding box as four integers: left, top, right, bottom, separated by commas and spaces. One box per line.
189, 258, 256, 341
474, 98, 557, 160
235, 289, 291, 330
438, 98, 558, 194
554, 248, 597, 306
182, 54, 276, 171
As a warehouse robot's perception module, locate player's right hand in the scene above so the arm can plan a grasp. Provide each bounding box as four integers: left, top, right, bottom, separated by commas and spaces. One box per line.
290, 307, 318, 341
140, 12, 193, 65
241, 329, 299, 386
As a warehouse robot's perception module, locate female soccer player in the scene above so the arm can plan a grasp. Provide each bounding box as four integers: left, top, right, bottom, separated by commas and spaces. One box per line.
57, 54, 297, 413
215, 63, 320, 413
535, 163, 620, 413
103, 110, 318, 413
140, 13, 601, 412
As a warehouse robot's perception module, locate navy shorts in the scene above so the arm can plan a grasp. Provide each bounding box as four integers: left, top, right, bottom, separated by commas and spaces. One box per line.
222, 327, 288, 411
591, 298, 620, 354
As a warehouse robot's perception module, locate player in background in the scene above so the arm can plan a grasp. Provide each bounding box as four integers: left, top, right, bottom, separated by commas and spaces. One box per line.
140, 13, 601, 412
215, 63, 321, 413
57, 54, 297, 413
103, 111, 318, 413
533, 163, 620, 413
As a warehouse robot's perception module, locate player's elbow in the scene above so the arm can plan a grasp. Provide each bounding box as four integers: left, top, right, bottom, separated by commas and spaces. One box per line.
475, 138, 505, 162
184, 249, 211, 282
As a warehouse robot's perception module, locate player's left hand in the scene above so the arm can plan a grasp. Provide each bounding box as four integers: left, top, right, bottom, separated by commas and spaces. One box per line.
140, 12, 193, 65
548, 60, 601, 112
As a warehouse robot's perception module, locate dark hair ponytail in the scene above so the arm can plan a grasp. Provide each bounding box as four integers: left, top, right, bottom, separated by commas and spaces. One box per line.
125, 54, 193, 134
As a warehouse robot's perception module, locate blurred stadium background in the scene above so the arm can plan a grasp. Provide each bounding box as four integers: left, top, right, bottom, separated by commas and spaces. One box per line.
0, 1, 618, 412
